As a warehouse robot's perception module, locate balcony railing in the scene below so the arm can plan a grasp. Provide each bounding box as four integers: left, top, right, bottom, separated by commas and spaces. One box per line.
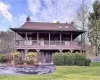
15, 40, 77, 47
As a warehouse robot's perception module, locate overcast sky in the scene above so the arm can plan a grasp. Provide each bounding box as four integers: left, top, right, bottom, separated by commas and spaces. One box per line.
0, 0, 95, 31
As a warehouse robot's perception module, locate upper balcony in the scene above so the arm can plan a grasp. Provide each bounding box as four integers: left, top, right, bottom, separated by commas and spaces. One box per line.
14, 40, 83, 50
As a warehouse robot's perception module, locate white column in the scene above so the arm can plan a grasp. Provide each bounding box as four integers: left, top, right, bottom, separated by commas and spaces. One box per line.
49, 33, 50, 46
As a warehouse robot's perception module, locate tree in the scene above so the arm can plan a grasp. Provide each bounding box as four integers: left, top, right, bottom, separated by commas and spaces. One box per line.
88, 0, 100, 56
77, 2, 89, 45
0, 30, 14, 54
75, 2, 89, 54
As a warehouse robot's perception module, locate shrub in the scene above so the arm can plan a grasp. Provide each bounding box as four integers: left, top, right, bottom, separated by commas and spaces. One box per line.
26, 52, 38, 65
74, 53, 86, 66
64, 53, 75, 66
53, 53, 75, 66
53, 52, 91, 66
0, 54, 6, 63
84, 59, 91, 66
53, 53, 65, 66
5, 54, 13, 62
12, 52, 21, 64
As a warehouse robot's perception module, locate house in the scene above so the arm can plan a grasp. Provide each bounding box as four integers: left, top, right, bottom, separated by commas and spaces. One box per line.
10, 16, 85, 63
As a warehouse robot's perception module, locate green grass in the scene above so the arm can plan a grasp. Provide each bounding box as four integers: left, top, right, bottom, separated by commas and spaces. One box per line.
0, 62, 100, 80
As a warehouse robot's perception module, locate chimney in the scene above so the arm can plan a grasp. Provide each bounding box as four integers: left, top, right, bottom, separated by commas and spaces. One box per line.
26, 15, 31, 22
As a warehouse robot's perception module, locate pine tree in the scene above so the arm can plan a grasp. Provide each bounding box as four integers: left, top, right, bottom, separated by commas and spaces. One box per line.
88, 0, 100, 56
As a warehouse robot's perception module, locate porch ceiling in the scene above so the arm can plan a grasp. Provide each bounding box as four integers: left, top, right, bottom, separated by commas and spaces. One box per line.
10, 28, 85, 39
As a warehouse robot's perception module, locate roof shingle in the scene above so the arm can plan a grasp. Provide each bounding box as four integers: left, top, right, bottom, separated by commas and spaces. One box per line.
20, 22, 77, 31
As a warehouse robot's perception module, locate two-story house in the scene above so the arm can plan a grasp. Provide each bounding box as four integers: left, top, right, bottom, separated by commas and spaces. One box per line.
10, 17, 85, 63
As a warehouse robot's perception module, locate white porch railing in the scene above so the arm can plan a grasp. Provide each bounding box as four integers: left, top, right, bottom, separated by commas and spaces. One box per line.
15, 40, 77, 47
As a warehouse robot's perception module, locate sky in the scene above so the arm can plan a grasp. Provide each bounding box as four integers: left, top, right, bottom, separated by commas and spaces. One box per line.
0, 0, 95, 31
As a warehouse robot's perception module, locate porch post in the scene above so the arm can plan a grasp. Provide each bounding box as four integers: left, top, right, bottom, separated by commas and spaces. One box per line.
25, 33, 28, 45
49, 33, 50, 46
70, 50, 73, 53
37, 32, 39, 45
71, 34, 73, 53
59, 49, 63, 53
71, 34, 73, 42
60, 33, 62, 46
25, 49, 28, 60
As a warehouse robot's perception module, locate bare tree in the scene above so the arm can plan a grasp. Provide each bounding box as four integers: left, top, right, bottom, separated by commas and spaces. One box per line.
0, 30, 14, 54
75, 2, 89, 48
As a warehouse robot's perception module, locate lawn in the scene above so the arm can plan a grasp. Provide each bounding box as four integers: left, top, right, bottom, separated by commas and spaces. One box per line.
0, 62, 100, 80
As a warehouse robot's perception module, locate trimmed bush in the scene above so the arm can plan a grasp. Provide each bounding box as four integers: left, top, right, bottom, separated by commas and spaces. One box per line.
53, 52, 91, 66
64, 53, 75, 66
53, 53, 75, 66
53, 53, 65, 66
84, 59, 91, 66
74, 54, 86, 66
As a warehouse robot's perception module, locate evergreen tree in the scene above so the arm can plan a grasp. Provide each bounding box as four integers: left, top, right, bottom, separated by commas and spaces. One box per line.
88, 0, 100, 56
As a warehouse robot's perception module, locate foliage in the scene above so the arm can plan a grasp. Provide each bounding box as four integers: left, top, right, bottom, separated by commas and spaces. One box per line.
11, 52, 38, 65
11, 52, 22, 64
12, 52, 20, 58
84, 58, 91, 66
52, 53, 65, 65
64, 53, 75, 66
26, 52, 37, 57
26, 52, 38, 64
88, 0, 100, 56
5, 54, 13, 62
0, 54, 6, 63
53, 52, 91, 66
74, 53, 86, 66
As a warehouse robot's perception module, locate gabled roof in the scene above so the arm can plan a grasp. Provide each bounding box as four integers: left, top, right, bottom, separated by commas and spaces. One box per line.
20, 22, 77, 31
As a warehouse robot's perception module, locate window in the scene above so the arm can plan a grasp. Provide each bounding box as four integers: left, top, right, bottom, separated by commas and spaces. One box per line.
65, 26, 68, 29
58, 26, 62, 28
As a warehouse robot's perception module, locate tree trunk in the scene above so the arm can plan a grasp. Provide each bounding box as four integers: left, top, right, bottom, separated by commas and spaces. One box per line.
96, 39, 98, 56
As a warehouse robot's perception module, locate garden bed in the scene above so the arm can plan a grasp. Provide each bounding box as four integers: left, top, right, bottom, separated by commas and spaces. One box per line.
0, 64, 56, 75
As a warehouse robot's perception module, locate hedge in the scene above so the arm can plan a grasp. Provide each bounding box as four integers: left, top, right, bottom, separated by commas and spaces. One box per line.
84, 59, 91, 66
64, 53, 75, 66
52, 53, 65, 65
74, 54, 86, 66
53, 52, 91, 66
